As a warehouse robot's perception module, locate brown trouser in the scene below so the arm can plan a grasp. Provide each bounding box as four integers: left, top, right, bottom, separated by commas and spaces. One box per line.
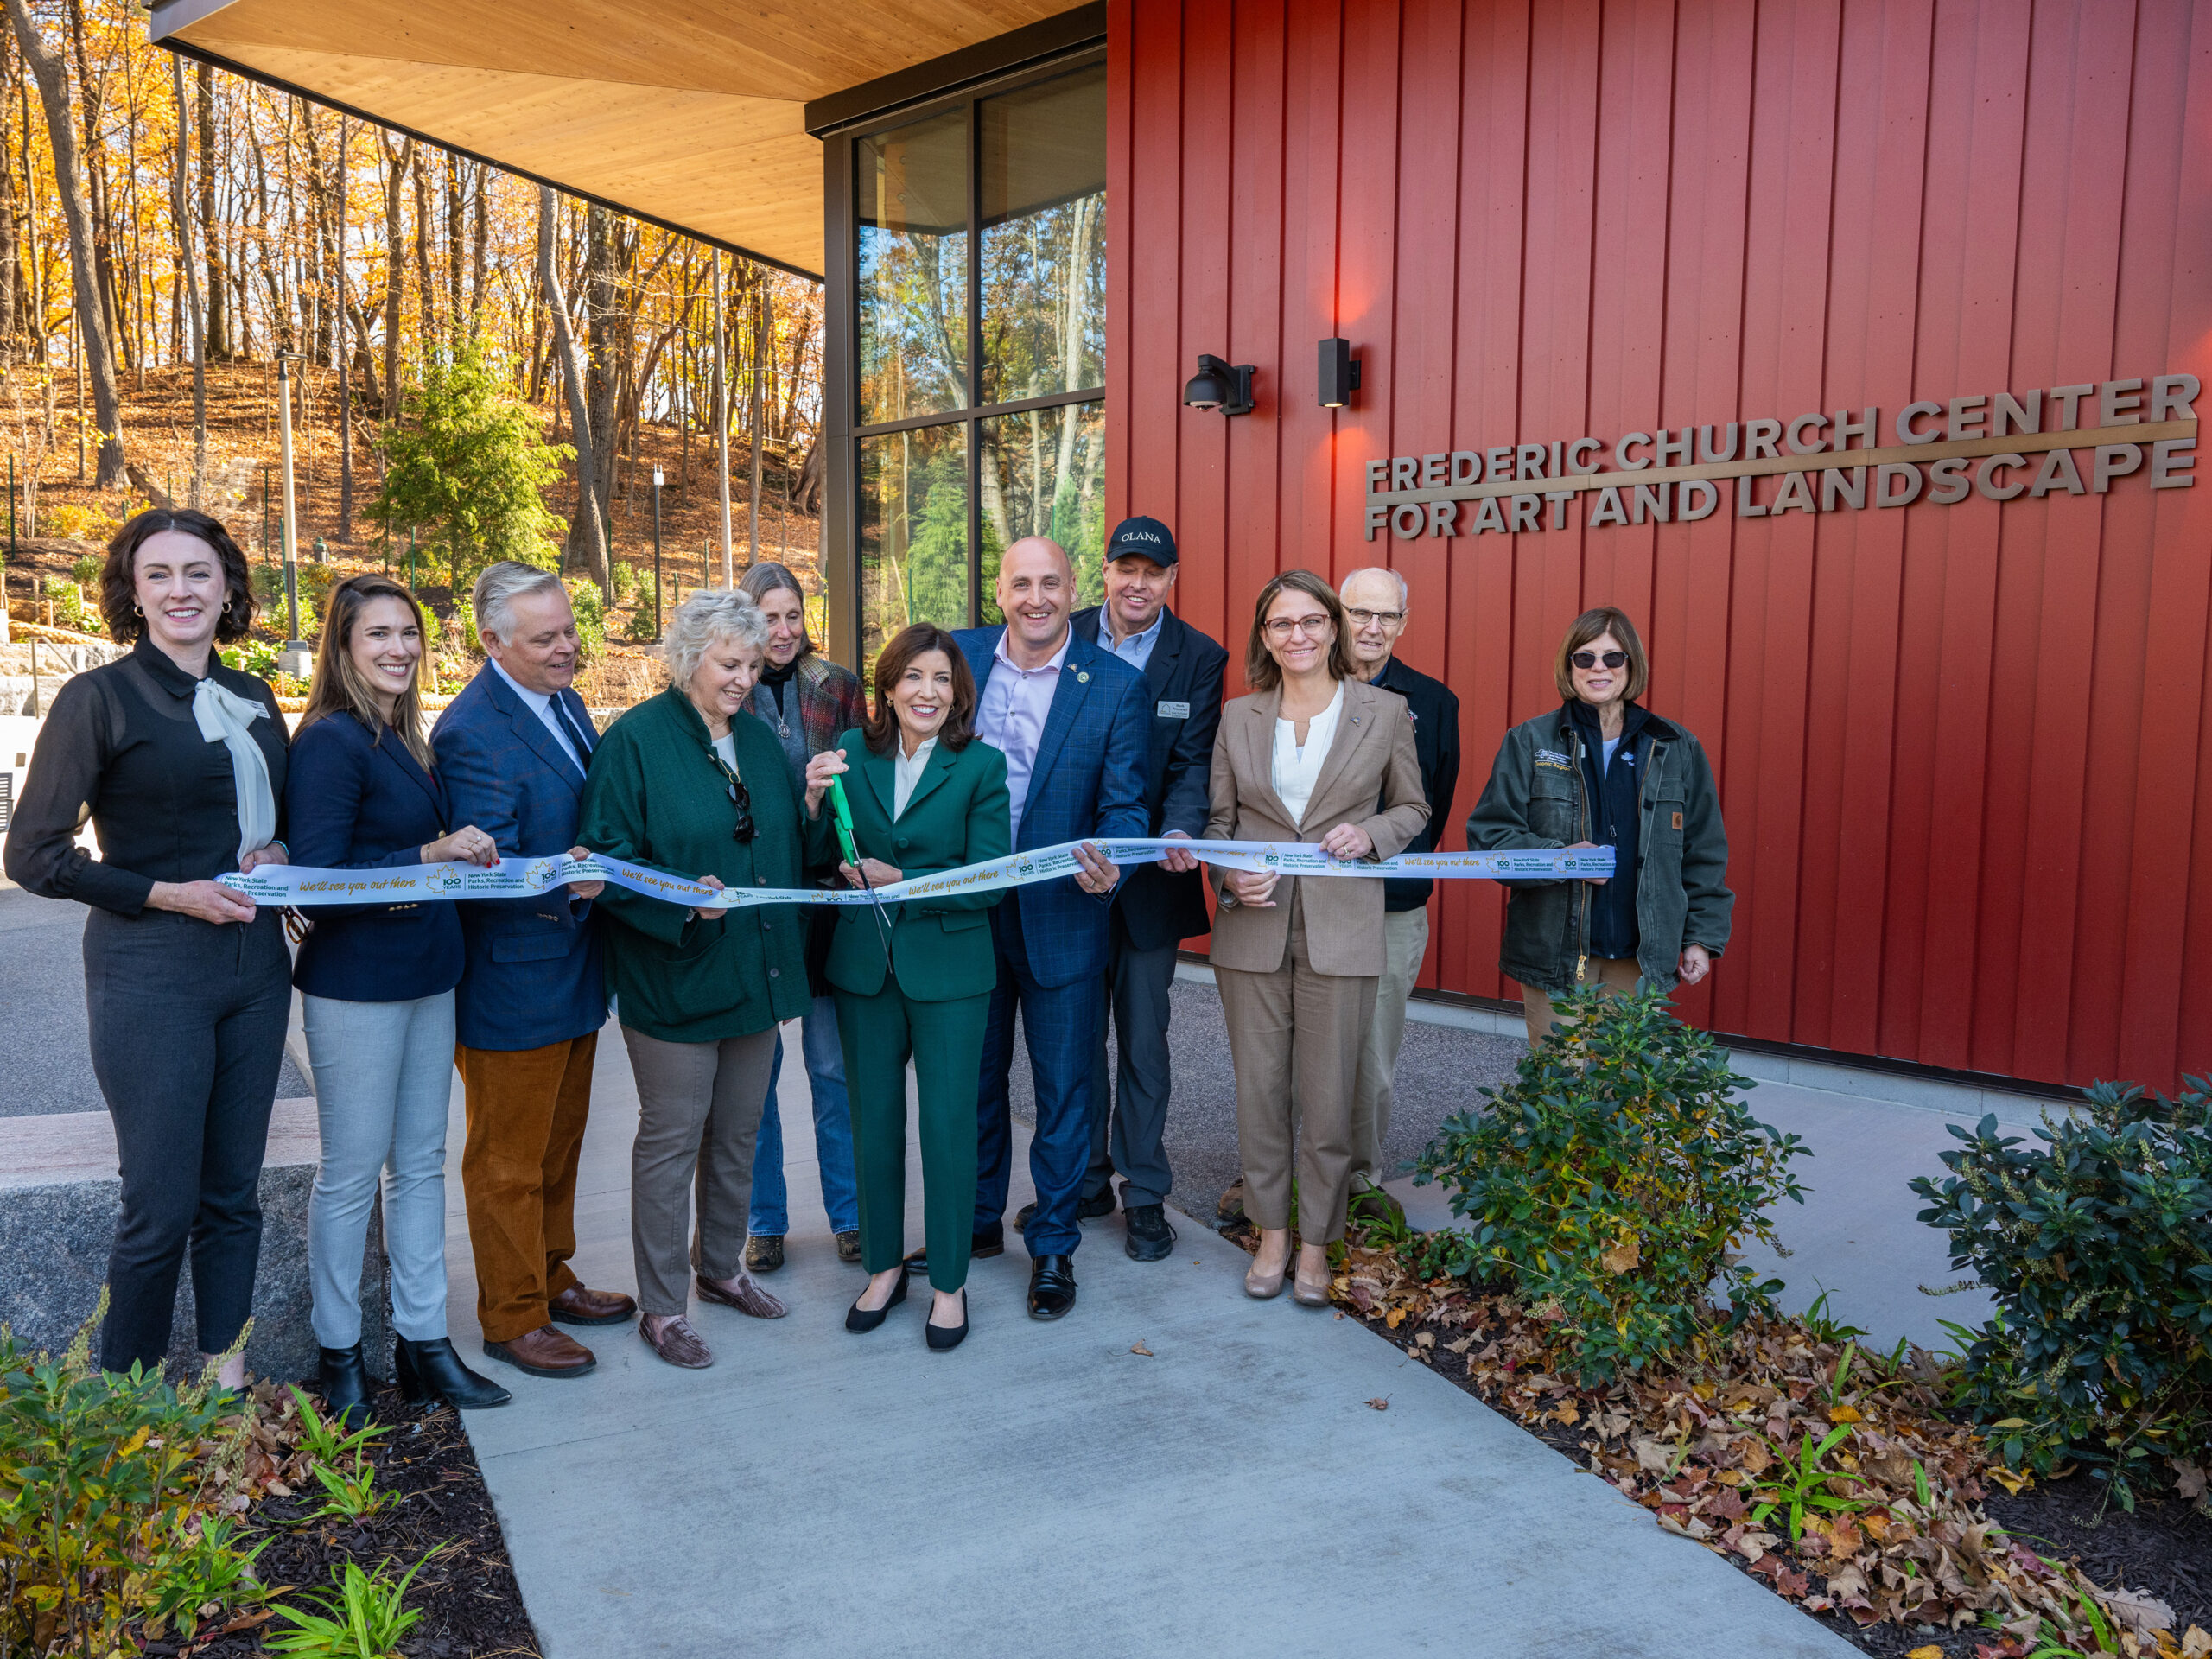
456, 1033, 597, 1343
1520, 956, 1643, 1049
618, 1025, 777, 1319
1214, 888, 1378, 1246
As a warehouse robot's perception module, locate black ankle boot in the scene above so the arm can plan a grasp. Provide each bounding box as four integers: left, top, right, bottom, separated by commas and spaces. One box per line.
395, 1336, 512, 1410
316, 1344, 375, 1429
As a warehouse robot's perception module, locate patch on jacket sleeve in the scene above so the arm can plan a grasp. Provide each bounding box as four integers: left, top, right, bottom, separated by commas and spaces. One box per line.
1535, 747, 1573, 771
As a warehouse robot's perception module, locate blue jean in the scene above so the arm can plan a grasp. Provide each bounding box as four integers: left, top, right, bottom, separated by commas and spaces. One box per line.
975, 894, 1100, 1259
302, 989, 457, 1348
747, 995, 860, 1236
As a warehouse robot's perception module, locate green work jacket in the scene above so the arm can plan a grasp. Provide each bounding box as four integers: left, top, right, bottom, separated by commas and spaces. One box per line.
823, 727, 1011, 1003
578, 687, 833, 1042
1463, 703, 1732, 997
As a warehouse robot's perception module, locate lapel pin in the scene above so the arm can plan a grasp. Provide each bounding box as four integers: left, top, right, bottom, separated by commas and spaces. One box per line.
1077, 670, 1090, 683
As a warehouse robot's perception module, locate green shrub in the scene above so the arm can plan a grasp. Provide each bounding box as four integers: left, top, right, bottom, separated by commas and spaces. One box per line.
566, 577, 606, 662
41, 503, 117, 543
68, 554, 102, 587
1413, 987, 1808, 1382
44, 579, 100, 635
624, 593, 659, 642
0, 1295, 265, 1656
1912, 1081, 2212, 1507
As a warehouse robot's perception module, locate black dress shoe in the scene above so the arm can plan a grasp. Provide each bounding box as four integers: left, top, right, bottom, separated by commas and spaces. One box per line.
1027, 1254, 1078, 1321
1123, 1203, 1178, 1262
845, 1268, 909, 1333
925, 1288, 969, 1352
395, 1336, 512, 1409
315, 1343, 375, 1429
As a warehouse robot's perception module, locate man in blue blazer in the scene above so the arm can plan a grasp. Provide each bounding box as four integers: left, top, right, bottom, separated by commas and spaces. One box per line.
431, 563, 631, 1381
954, 537, 1148, 1320
1065, 518, 1228, 1262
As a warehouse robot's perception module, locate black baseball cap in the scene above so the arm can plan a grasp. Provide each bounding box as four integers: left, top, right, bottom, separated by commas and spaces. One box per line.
1106, 515, 1178, 567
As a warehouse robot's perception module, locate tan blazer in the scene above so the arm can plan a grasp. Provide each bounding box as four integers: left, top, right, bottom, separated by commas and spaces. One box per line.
1204, 676, 1430, 976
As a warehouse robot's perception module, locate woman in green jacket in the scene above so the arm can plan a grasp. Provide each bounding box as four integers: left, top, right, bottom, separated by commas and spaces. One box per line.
831, 624, 1011, 1351
578, 590, 842, 1370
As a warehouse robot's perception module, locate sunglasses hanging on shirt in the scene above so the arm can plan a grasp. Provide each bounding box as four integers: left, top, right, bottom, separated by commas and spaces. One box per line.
708, 750, 756, 843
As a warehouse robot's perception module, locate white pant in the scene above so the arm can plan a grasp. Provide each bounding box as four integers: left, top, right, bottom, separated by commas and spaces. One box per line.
302, 990, 457, 1348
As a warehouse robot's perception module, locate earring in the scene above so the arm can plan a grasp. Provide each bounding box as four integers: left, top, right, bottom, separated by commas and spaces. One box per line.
132, 601, 143, 616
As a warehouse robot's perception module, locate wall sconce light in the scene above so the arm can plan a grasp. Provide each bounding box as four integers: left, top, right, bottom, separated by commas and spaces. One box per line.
1319, 338, 1361, 408
1183, 353, 1255, 416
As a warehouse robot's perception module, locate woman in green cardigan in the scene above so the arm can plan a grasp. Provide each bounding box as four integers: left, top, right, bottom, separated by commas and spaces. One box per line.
578, 591, 843, 1370
832, 624, 1011, 1351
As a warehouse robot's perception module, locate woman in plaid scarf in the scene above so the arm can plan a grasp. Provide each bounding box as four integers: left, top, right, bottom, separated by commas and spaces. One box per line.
735, 563, 870, 1270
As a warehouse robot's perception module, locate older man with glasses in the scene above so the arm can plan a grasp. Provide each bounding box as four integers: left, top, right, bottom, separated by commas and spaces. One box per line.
1216, 565, 1459, 1229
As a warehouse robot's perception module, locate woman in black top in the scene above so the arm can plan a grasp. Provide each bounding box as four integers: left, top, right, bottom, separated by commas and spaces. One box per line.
3, 509, 291, 1382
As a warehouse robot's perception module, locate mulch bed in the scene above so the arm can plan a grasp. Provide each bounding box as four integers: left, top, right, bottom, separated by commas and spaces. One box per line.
142, 1381, 539, 1659
1221, 1218, 2209, 1659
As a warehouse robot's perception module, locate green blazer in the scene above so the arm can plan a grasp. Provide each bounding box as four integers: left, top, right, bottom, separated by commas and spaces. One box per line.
823, 726, 1011, 1002
578, 687, 834, 1042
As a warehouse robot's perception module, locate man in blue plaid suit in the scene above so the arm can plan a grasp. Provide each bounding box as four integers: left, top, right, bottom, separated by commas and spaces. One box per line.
953, 537, 1148, 1321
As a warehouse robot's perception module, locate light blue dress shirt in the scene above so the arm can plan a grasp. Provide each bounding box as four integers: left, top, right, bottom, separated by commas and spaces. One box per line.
1096, 606, 1166, 674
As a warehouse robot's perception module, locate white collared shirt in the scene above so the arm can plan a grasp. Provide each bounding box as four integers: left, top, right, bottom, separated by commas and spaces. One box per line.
1272, 683, 1344, 828
976, 629, 1069, 842
893, 735, 938, 819
490, 655, 584, 773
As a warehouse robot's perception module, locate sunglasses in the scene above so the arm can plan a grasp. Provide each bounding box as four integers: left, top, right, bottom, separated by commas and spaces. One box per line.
709, 751, 757, 843
1572, 650, 1629, 671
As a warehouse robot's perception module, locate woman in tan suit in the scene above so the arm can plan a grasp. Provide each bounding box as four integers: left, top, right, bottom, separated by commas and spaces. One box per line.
1205, 569, 1429, 1306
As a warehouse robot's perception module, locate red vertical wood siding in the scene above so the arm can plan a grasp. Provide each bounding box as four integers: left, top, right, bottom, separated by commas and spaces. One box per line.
1106, 0, 2212, 1093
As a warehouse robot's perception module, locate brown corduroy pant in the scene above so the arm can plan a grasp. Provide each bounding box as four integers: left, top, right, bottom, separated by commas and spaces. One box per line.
456, 1033, 597, 1343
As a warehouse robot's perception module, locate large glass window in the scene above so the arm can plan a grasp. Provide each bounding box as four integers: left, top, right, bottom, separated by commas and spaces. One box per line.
849, 58, 1106, 672
857, 111, 969, 426
859, 424, 969, 667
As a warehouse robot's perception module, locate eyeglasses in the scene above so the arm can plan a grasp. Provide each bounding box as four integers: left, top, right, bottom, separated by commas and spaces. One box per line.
1571, 650, 1629, 671
1345, 608, 1406, 628
1262, 615, 1334, 641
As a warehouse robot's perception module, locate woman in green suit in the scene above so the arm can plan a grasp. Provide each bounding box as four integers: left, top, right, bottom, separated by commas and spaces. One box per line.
578, 590, 844, 1370
831, 624, 1011, 1351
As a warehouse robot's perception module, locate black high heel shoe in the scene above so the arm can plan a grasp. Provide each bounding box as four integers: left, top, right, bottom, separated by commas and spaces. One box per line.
316, 1343, 375, 1429
396, 1336, 512, 1409
845, 1268, 908, 1332
925, 1287, 969, 1352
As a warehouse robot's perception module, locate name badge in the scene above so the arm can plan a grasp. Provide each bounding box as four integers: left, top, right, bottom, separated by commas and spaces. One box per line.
1157, 701, 1191, 720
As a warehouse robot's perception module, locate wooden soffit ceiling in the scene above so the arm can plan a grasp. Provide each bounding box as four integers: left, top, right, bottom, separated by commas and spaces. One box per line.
150, 0, 1091, 279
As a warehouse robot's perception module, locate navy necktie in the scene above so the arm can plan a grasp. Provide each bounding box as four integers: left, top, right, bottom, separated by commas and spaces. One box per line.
551, 695, 594, 772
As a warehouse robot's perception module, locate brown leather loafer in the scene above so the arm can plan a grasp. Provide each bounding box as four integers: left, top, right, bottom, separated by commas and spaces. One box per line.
482, 1324, 596, 1378
695, 1272, 788, 1319
639, 1315, 713, 1370
548, 1285, 637, 1327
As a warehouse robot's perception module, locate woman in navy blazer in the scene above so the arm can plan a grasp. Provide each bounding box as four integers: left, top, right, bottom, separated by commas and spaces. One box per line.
285, 575, 509, 1424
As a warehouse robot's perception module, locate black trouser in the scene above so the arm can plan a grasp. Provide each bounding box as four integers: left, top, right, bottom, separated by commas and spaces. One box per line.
84, 906, 291, 1374
1084, 906, 1180, 1209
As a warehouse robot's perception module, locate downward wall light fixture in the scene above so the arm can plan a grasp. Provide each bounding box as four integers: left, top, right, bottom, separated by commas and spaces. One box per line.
1319, 338, 1361, 408
1183, 353, 1255, 416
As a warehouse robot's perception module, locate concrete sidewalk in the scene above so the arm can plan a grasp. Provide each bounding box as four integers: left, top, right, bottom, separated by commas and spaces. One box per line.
438, 1019, 1853, 1659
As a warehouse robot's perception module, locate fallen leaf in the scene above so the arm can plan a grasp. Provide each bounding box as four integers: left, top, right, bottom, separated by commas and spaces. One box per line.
1554, 1399, 1580, 1426
1740, 1438, 1774, 1477
1365, 1396, 1390, 1411
1634, 1437, 1675, 1474
2105, 1588, 2175, 1637
2177, 1625, 2209, 1658
2171, 1460, 2207, 1502
1905, 1646, 1944, 1659
1129, 1340, 1154, 1357
1984, 1465, 2031, 1496
1601, 1232, 1642, 1274
1384, 1306, 1408, 1329
1827, 1403, 1863, 1423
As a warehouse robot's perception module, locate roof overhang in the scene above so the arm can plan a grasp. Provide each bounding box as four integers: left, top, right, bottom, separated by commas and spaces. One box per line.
150, 0, 1105, 281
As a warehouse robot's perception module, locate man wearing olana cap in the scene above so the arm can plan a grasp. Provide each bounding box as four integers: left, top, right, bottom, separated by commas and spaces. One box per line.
1035, 517, 1227, 1261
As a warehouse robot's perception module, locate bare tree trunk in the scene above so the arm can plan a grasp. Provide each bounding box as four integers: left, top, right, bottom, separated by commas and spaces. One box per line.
443, 149, 462, 325
378, 131, 409, 417
748, 269, 764, 563
580, 206, 619, 552
0, 22, 19, 365
170, 54, 206, 505
6, 0, 123, 486
195, 61, 222, 359
412, 148, 434, 348
539, 188, 604, 588
713, 249, 731, 580
470, 161, 488, 316
335, 117, 350, 538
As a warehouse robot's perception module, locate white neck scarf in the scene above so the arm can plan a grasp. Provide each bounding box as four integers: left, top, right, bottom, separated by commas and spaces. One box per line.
192, 677, 276, 864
